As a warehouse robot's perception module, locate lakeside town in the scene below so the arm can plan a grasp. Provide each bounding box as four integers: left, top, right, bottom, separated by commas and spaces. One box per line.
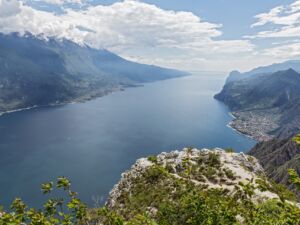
229, 110, 281, 142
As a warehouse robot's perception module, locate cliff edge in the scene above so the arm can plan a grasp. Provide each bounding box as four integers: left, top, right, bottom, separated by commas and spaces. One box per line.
97, 148, 300, 224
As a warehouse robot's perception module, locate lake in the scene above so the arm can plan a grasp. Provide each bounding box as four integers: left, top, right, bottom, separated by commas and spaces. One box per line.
0, 74, 256, 208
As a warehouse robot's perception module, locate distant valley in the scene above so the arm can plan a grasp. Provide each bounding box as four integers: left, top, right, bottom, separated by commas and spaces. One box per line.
0, 33, 187, 114
215, 61, 300, 141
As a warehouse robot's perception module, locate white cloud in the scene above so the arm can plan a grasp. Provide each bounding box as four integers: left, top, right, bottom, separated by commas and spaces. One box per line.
251, 1, 300, 27
241, 1, 300, 71
31, 0, 84, 5
262, 42, 300, 59
290, 0, 300, 13
247, 0, 300, 64
251, 25, 300, 38
0, 0, 255, 71
250, 1, 300, 38
0, 0, 21, 17
251, 6, 286, 27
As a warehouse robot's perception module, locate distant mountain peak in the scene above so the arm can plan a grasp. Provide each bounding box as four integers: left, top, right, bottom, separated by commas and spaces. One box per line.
285, 68, 299, 73
226, 60, 300, 84
215, 64, 300, 141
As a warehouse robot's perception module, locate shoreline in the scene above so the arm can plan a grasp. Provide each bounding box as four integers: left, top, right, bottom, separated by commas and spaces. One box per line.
0, 105, 38, 116
0, 101, 79, 117
226, 111, 274, 142
226, 123, 257, 142
227, 112, 258, 141
0, 87, 125, 117
0, 74, 268, 144
228, 112, 236, 119
0, 75, 191, 117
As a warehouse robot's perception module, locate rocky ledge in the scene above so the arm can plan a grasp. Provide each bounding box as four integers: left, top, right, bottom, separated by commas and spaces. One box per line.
107, 148, 277, 208
103, 148, 299, 224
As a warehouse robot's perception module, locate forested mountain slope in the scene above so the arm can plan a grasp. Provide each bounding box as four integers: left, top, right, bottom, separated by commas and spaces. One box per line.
0, 33, 187, 113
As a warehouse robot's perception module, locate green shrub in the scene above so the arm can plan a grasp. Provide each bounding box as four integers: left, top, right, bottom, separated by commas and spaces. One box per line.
207, 152, 221, 168
1, 162, 300, 225
256, 178, 296, 202
0, 177, 88, 225
225, 148, 235, 153
223, 168, 236, 180
289, 169, 300, 191
205, 167, 218, 182
147, 155, 158, 164
292, 134, 300, 146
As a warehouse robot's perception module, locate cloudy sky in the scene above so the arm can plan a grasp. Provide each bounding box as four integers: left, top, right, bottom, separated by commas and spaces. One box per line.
0, 0, 299, 72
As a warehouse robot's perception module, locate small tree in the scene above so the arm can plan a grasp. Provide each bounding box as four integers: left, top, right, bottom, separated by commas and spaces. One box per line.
0, 177, 88, 224
288, 169, 300, 191
292, 134, 300, 146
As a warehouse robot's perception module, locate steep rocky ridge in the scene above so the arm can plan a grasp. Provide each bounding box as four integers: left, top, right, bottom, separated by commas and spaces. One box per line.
226, 60, 300, 84
215, 68, 300, 141
249, 137, 300, 199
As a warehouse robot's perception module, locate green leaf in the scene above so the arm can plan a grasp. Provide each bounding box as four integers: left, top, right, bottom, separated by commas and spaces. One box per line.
57, 177, 71, 191
41, 182, 53, 194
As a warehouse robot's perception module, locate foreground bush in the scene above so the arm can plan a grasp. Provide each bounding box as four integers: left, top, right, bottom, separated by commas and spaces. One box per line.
0, 164, 300, 224
0, 177, 88, 225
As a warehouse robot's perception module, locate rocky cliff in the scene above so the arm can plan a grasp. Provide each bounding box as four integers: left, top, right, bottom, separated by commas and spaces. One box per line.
94, 148, 300, 224
249, 136, 300, 199
215, 68, 300, 141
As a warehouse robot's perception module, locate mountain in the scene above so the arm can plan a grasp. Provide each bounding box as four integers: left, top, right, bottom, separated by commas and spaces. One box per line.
216, 69, 300, 111
215, 68, 300, 141
0, 33, 187, 113
226, 60, 300, 84
249, 136, 300, 199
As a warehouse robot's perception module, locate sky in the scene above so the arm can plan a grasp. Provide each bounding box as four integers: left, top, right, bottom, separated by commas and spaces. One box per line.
0, 0, 300, 72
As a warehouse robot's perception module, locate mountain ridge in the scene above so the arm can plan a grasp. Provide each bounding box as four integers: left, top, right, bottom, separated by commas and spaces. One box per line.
249, 136, 300, 199
0, 32, 188, 113
215, 68, 300, 141
226, 60, 300, 84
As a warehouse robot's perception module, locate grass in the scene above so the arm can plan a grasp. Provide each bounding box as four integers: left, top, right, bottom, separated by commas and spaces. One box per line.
293, 134, 300, 146
147, 155, 158, 164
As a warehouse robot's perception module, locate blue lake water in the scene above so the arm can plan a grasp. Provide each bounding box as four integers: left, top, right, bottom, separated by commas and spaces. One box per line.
0, 74, 256, 208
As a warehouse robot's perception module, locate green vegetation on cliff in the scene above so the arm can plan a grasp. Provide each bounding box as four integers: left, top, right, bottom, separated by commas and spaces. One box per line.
293, 134, 300, 146
0, 33, 187, 113
250, 134, 300, 199
1, 149, 300, 225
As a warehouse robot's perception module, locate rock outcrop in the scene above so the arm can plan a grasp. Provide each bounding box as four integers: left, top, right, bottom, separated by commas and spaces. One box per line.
249, 137, 300, 199
107, 148, 280, 209
103, 148, 299, 224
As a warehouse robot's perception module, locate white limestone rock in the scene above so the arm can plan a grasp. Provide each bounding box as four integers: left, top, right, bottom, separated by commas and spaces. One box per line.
106, 148, 282, 209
